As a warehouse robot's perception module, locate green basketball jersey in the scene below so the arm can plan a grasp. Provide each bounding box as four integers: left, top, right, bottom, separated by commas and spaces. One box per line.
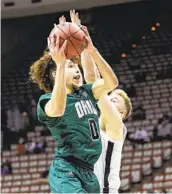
37, 84, 102, 165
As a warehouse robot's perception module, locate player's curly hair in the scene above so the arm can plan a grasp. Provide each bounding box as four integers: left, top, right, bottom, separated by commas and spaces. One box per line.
29, 50, 82, 93
29, 51, 56, 93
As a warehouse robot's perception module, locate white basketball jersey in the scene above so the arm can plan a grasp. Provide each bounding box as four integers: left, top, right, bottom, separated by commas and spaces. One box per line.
94, 125, 127, 193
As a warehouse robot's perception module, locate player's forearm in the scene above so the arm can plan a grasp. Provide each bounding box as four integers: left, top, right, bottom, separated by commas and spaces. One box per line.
88, 49, 118, 90
81, 51, 100, 84
98, 95, 122, 126
46, 63, 66, 117
98, 95, 123, 140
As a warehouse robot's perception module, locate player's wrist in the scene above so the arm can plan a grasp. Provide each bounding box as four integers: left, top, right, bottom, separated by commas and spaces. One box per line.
54, 58, 66, 67
85, 46, 98, 55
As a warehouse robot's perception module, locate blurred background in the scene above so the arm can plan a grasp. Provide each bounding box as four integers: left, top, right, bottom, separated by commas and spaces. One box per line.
1, 0, 172, 193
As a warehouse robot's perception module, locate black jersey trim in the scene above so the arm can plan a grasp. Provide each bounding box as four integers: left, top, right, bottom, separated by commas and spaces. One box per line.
103, 141, 114, 193
55, 156, 94, 171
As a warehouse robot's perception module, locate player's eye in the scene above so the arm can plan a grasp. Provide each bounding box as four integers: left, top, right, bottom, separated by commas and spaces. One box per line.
111, 98, 117, 103
68, 64, 74, 68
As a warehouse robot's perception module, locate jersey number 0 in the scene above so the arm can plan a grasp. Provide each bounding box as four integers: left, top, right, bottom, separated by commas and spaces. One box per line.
88, 119, 99, 140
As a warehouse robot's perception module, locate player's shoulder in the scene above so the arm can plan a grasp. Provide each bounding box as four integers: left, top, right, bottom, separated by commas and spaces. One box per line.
80, 83, 93, 91
39, 93, 52, 101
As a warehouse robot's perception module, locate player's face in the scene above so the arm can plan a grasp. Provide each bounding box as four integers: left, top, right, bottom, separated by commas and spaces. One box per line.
109, 91, 127, 120
65, 60, 83, 89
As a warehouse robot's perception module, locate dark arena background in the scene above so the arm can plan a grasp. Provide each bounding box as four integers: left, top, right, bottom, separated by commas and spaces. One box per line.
1, 0, 172, 193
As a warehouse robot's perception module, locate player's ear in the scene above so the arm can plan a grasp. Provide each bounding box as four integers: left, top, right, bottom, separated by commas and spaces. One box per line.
52, 71, 56, 78
121, 110, 127, 120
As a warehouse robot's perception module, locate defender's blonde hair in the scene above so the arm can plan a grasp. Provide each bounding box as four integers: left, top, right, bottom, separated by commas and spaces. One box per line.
114, 89, 132, 120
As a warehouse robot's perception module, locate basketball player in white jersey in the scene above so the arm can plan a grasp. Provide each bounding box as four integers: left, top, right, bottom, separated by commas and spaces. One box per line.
82, 56, 132, 193
94, 89, 131, 193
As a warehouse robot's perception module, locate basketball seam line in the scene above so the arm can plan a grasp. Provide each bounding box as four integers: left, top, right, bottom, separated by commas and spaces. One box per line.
69, 26, 87, 42
51, 28, 66, 41
57, 24, 81, 40
68, 27, 81, 39
57, 24, 80, 57
69, 26, 88, 48
56, 25, 69, 39
67, 23, 87, 39
53, 29, 67, 54
69, 23, 80, 56
69, 34, 87, 43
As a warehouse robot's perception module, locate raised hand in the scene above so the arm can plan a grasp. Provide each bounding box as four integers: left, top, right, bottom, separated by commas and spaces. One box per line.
59, 15, 66, 26
84, 33, 97, 54
47, 35, 67, 65
53, 15, 66, 29
70, 9, 88, 35
70, 10, 96, 53
70, 10, 81, 25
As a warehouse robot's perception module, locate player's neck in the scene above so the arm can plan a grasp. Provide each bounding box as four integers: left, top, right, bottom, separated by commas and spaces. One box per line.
66, 87, 73, 94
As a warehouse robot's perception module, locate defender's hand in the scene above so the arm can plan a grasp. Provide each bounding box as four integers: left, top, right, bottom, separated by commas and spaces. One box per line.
70, 10, 81, 25
70, 10, 96, 53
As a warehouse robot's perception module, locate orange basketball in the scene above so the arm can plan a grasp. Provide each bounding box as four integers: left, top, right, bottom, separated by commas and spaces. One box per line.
49, 22, 88, 59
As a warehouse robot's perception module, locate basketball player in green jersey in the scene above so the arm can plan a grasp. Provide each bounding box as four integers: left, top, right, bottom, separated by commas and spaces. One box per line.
30, 17, 119, 193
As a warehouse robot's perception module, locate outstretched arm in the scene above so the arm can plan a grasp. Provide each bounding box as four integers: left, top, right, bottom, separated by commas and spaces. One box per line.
81, 51, 100, 83
70, 10, 100, 84
45, 33, 67, 117
85, 43, 118, 99
83, 29, 118, 99
98, 95, 123, 141
70, 10, 118, 99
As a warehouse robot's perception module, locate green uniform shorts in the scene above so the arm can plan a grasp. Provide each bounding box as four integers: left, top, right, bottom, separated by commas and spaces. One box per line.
48, 157, 100, 193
